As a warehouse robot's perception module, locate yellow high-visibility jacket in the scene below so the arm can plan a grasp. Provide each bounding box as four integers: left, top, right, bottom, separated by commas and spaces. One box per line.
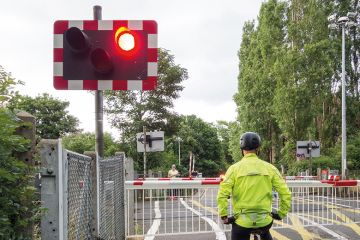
217, 153, 291, 228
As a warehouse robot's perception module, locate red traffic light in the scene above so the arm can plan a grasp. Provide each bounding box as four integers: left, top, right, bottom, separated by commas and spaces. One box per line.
54, 20, 158, 91
115, 27, 135, 52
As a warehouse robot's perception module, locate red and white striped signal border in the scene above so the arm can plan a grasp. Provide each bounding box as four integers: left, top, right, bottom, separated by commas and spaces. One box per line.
53, 20, 157, 90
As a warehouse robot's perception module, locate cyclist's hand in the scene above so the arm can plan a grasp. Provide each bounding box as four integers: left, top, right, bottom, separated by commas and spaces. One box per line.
271, 211, 282, 220
221, 216, 235, 224
221, 216, 229, 224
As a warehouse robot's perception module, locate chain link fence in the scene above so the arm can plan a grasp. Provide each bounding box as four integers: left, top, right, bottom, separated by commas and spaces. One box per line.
66, 151, 93, 240
98, 153, 125, 240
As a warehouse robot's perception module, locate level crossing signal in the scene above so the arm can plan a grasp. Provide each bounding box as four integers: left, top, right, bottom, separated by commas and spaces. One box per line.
53, 20, 158, 90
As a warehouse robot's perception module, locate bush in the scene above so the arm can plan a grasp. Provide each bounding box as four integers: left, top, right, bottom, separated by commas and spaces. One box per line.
0, 108, 38, 238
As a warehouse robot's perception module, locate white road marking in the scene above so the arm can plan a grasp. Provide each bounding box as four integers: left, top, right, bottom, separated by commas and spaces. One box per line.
296, 215, 348, 240
145, 201, 161, 240
296, 196, 360, 209
180, 198, 227, 240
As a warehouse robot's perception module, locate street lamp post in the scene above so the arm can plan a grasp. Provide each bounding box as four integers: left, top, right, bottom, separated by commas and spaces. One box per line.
176, 137, 182, 166
328, 12, 357, 180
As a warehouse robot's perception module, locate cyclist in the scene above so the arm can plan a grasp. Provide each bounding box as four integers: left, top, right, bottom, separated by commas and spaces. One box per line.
217, 132, 291, 240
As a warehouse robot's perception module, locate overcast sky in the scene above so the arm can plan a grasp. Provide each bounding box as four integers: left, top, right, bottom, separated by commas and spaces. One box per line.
0, 0, 263, 136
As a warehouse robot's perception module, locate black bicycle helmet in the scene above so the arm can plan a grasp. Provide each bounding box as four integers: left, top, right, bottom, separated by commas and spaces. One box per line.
240, 132, 261, 150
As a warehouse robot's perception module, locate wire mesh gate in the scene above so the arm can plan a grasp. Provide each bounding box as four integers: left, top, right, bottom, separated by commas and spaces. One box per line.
66, 152, 93, 239
98, 154, 126, 240
124, 179, 360, 239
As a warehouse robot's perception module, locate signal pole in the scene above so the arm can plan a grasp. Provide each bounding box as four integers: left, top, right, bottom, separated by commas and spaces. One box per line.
94, 5, 104, 158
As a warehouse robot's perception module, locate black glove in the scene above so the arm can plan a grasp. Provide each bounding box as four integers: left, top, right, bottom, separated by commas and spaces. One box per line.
221, 216, 235, 224
271, 211, 282, 220
227, 216, 235, 224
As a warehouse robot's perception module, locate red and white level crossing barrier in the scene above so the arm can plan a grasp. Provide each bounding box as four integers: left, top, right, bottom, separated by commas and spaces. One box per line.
328, 175, 341, 181
134, 177, 221, 181
125, 179, 360, 189
127, 179, 222, 189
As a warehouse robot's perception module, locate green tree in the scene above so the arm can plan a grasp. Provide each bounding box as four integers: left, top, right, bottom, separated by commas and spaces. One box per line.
0, 66, 23, 107
175, 115, 224, 177
272, 41, 335, 166
332, 0, 360, 138
234, 0, 286, 163
228, 121, 243, 162
233, 0, 358, 174
62, 132, 120, 157
215, 121, 233, 166
272, 0, 339, 169
8, 93, 80, 139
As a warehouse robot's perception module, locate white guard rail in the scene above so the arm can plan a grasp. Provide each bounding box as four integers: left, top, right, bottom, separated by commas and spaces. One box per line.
124, 179, 360, 239
285, 176, 318, 180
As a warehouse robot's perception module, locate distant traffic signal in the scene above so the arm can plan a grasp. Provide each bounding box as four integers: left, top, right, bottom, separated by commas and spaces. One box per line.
54, 20, 158, 90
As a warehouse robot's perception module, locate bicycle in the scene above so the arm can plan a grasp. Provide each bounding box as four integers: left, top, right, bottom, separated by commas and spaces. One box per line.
224, 216, 274, 240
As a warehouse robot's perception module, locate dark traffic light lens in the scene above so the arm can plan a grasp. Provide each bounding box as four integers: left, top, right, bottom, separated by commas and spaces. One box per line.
65, 27, 90, 53
90, 48, 113, 74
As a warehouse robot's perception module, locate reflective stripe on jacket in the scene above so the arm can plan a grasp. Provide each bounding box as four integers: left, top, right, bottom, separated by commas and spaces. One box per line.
217, 153, 291, 228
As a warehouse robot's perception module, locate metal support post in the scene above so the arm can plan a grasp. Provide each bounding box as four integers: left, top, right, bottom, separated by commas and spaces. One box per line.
178, 138, 181, 166
309, 140, 313, 175
143, 126, 147, 177
83, 151, 98, 237
125, 154, 135, 231
341, 25, 347, 180
116, 152, 127, 239
94, 5, 104, 159
93, 6, 103, 238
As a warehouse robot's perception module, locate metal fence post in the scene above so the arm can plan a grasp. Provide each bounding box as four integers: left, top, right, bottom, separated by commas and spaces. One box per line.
115, 152, 126, 239
39, 139, 67, 239
125, 157, 135, 236
84, 151, 99, 238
